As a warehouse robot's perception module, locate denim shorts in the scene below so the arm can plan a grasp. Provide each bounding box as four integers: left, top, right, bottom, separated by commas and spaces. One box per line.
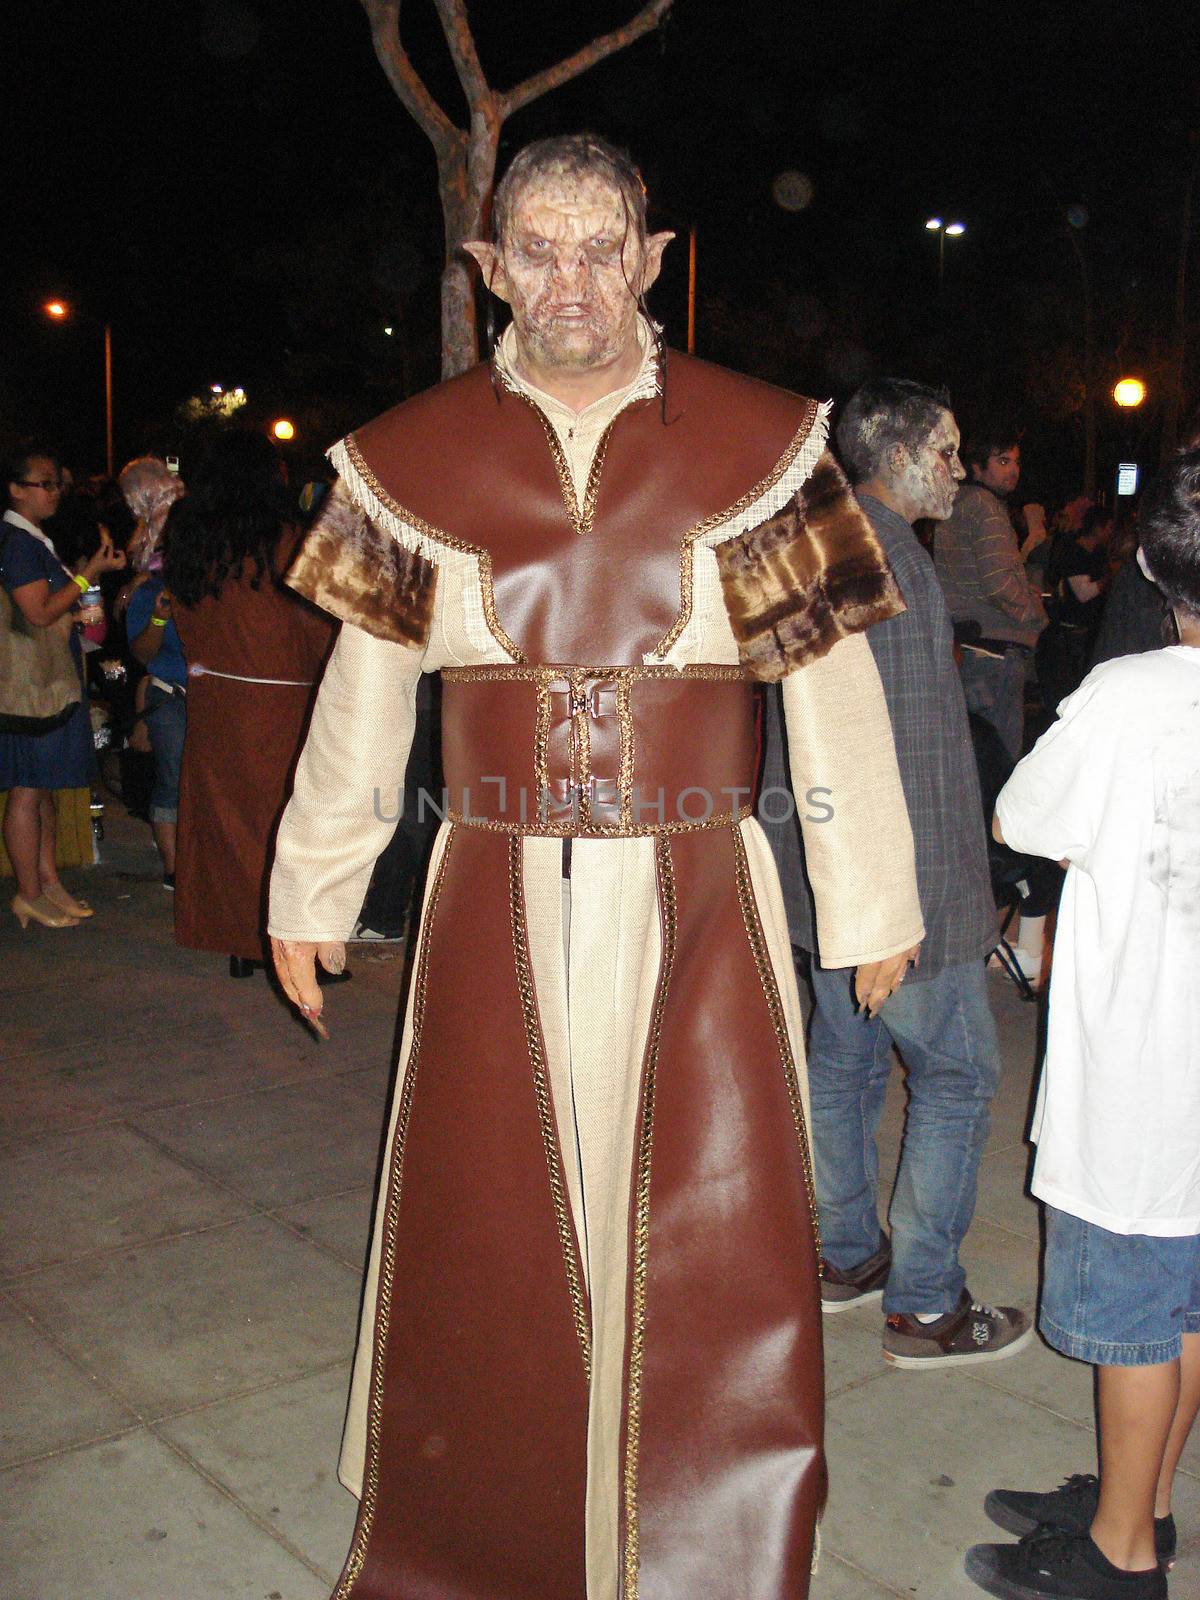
1040, 1206, 1200, 1366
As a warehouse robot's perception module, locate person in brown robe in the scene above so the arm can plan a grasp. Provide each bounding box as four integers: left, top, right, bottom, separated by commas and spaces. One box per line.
164, 431, 334, 969
268, 135, 925, 1600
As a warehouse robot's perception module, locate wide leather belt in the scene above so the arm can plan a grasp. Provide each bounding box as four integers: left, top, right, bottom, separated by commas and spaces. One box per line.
441, 665, 757, 836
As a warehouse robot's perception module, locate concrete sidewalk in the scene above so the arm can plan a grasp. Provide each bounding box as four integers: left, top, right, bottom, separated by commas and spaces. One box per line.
2, 810, 1197, 1599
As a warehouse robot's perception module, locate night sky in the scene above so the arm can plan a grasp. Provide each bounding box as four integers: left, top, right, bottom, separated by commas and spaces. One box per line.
6, 0, 1200, 499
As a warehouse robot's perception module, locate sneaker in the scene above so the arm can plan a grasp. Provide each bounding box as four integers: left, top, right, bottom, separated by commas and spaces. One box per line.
350, 920, 404, 942
965, 1528, 1165, 1600
986, 1475, 1177, 1568
820, 1234, 891, 1314
883, 1287, 1033, 1368
162, 873, 175, 891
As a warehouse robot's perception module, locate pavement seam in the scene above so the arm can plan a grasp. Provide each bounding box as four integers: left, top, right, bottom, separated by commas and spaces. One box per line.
814, 1546, 909, 1597
0, 1284, 145, 1442
119, 1114, 382, 1238
147, 1423, 340, 1588
141, 1354, 352, 1429
960, 1364, 1097, 1431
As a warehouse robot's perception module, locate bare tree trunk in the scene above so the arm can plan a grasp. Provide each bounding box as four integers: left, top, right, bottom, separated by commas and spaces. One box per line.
360, 0, 673, 377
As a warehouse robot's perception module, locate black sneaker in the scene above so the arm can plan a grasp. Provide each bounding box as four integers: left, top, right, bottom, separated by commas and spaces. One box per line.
819, 1234, 891, 1314
883, 1287, 1033, 1367
986, 1475, 1177, 1568
965, 1528, 1165, 1600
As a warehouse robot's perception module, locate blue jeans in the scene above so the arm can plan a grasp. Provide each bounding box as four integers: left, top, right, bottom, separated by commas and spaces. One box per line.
144, 683, 186, 824
958, 648, 1027, 761
806, 957, 1001, 1315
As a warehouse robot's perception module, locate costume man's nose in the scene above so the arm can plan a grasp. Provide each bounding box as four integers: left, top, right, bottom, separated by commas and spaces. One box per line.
550, 251, 590, 287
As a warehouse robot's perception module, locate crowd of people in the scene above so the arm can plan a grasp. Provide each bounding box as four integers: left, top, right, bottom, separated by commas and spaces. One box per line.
4, 131, 1197, 1600
0, 432, 410, 972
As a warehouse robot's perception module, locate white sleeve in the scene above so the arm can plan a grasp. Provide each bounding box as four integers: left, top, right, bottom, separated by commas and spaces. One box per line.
268, 621, 425, 941
995, 668, 1119, 865
782, 630, 925, 967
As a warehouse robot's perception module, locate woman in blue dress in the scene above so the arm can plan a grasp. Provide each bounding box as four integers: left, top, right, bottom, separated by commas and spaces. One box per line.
2, 444, 126, 927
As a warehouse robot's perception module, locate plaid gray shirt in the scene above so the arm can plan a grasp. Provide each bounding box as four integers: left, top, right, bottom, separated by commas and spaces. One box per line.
760, 494, 996, 979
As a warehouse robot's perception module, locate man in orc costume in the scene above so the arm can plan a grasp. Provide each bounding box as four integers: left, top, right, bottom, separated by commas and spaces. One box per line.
269, 134, 923, 1600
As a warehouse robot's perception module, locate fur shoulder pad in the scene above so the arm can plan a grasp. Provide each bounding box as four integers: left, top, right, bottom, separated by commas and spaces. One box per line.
714, 453, 904, 680
285, 478, 436, 649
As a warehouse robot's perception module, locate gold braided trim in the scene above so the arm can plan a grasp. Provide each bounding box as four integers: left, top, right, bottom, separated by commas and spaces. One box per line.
446, 805, 753, 839
331, 825, 458, 1600
507, 835, 593, 1377
342, 435, 525, 664
515, 392, 619, 538
617, 678, 634, 832
650, 400, 822, 659
534, 679, 552, 817
622, 834, 678, 1598
571, 682, 593, 829
441, 663, 749, 684
730, 825, 822, 1258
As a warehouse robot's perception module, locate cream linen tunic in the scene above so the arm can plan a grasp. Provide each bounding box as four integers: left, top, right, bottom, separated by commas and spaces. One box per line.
269, 328, 923, 1599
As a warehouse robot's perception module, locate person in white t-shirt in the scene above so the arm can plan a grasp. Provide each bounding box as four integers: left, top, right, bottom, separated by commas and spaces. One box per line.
965, 449, 1200, 1600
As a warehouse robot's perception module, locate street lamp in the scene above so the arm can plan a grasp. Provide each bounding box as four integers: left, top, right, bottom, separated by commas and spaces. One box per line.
43, 300, 114, 475
1113, 377, 1147, 408
924, 218, 966, 288
272, 418, 296, 442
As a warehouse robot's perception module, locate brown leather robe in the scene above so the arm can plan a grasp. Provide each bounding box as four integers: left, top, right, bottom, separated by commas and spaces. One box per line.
273, 349, 921, 1600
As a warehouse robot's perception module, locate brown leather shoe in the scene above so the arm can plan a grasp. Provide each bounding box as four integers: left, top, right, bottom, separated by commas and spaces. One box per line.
884, 1288, 1033, 1368
819, 1233, 891, 1314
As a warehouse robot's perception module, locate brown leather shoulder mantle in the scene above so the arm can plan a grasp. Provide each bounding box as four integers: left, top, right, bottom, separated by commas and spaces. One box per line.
349, 354, 819, 665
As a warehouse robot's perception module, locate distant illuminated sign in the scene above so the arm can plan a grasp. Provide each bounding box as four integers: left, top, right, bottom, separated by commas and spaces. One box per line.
1116, 462, 1139, 498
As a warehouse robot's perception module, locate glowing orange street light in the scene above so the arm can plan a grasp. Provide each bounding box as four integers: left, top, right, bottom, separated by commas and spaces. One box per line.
1113, 378, 1147, 408
43, 299, 114, 474
272, 418, 296, 442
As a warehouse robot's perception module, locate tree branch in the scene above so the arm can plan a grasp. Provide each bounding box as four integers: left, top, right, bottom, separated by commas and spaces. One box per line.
359, 0, 458, 145
500, 0, 673, 119
432, 0, 492, 110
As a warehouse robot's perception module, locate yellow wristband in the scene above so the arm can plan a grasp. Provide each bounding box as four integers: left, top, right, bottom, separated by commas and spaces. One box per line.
150, 616, 168, 627
72, 573, 90, 592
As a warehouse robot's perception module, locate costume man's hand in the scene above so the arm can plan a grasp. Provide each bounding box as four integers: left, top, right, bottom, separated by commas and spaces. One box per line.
853, 944, 921, 1017
270, 937, 346, 1038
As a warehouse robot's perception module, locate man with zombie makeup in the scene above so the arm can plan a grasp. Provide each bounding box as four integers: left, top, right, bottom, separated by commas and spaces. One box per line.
934, 421, 1048, 759
761, 378, 1031, 1368
267, 136, 924, 1600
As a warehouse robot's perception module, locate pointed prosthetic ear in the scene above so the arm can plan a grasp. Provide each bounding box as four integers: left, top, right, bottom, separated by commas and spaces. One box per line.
463, 241, 510, 305
638, 230, 675, 294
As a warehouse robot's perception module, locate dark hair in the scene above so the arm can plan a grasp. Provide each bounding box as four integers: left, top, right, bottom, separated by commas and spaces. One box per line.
962, 416, 1022, 475
492, 133, 647, 249
836, 378, 952, 484
1079, 503, 1113, 542
1139, 448, 1200, 616
4, 440, 60, 504
163, 430, 288, 607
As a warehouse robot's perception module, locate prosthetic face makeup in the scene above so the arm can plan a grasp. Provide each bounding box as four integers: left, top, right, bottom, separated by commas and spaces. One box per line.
468, 169, 670, 375
896, 410, 965, 521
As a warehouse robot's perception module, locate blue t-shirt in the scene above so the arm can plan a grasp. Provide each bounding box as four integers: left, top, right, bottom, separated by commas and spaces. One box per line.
1, 516, 69, 595
127, 577, 187, 686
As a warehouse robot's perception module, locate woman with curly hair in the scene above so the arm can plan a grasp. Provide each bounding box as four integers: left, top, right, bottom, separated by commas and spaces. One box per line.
163, 430, 334, 975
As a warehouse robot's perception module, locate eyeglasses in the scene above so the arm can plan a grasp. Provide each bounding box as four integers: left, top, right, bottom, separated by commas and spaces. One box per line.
16, 480, 62, 491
